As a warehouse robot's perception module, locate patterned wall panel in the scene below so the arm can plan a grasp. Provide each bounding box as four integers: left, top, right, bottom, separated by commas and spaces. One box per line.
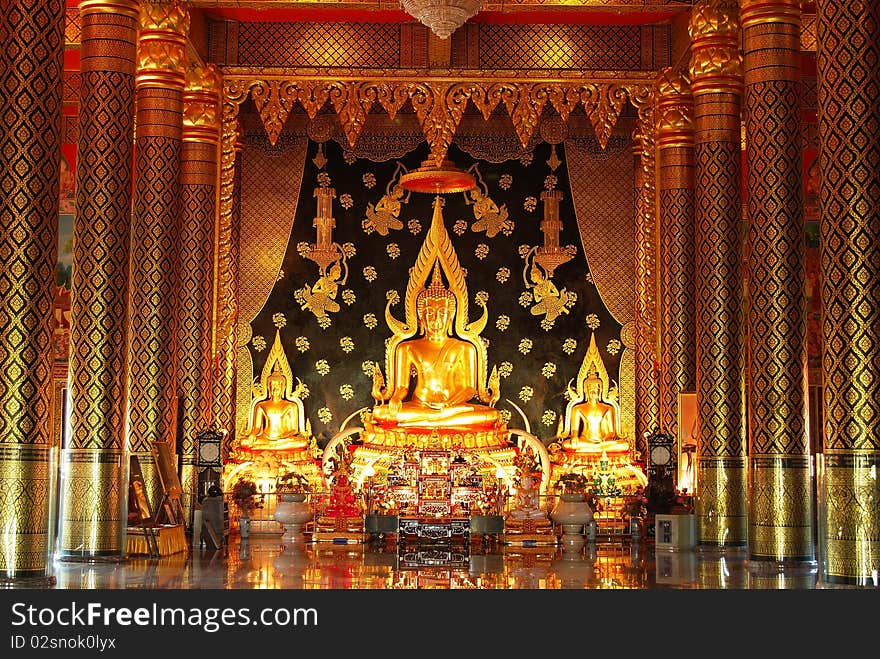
565, 135, 637, 440
237, 22, 400, 68
236, 135, 308, 436
477, 24, 644, 71
817, 0, 880, 584
0, 0, 64, 578
242, 137, 625, 447
64, 7, 81, 46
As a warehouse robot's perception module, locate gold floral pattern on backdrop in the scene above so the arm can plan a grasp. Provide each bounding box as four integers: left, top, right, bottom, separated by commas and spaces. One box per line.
248, 139, 625, 443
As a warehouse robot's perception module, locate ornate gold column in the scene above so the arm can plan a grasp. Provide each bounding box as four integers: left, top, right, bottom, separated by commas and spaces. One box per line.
742, 0, 813, 564
178, 62, 220, 525
634, 101, 660, 454
655, 69, 696, 443
58, 0, 140, 559
128, 0, 188, 506
0, 0, 64, 582
817, 0, 880, 585
212, 99, 241, 456
689, 0, 748, 548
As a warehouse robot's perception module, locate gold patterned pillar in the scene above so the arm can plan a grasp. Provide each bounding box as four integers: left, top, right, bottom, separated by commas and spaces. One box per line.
212, 99, 241, 456
742, 0, 813, 564
0, 0, 64, 582
633, 101, 660, 455
178, 62, 220, 525
58, 0, 140, 559
655, 69, 697, 442
128, 0, 188, 507
817, 0, 880, 585
689, 0, 748, 548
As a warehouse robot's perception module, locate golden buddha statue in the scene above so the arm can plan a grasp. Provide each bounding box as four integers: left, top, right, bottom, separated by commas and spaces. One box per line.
241, 369, 309, 451
561, 371, 620, 450
372, 265, 500, 429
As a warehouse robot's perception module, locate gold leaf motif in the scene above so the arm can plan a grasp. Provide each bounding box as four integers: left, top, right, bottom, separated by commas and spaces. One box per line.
581, 84, 627, 150
329, 82, 372, 148
249, 80, 295, 147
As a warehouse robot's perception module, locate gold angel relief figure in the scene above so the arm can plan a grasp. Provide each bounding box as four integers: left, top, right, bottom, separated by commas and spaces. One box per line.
296, 258, 347, 322
363, 163, 409, 236
369, 196, 503, 431
465, 165, 513, 238
523, 247, 576, 326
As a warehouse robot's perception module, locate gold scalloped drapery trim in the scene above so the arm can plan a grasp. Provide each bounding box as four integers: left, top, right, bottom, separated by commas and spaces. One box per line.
223, 72, 654, 164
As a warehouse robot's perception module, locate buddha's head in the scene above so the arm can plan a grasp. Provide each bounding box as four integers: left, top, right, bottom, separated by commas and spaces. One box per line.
584, 371, 603, 402
417, 265, 456, 336
267, 370, 286, 398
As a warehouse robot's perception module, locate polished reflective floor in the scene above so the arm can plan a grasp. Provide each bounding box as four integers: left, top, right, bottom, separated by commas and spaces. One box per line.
48, 535, 830, 589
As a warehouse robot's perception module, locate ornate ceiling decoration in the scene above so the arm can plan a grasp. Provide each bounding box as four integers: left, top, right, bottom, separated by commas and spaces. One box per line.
223, 72, 653, 165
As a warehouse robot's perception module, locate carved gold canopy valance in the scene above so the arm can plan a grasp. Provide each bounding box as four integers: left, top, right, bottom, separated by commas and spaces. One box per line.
222, 71, 654, 164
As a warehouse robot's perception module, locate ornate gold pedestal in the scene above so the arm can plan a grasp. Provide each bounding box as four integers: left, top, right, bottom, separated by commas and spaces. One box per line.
312, 516, 366, 544
502, 517, 556, 546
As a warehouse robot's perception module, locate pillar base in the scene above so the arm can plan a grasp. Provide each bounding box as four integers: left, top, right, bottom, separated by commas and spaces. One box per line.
746, 558, 818, 575
55, 554, 128, 564
0, 575, 56, 588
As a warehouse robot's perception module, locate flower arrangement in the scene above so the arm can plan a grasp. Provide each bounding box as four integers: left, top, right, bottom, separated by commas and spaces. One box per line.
622, 487, 648, 520
276, 471, 311, 495
554, 472, 589, 495
231, 478, 262, 517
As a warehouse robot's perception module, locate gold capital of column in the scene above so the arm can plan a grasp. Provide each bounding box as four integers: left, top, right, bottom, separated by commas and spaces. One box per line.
689, 0, 743, 96
79, 0, 141, 20
136, 0, 188, 89
656, 68, 694, 149
740, 0, 801, 29
184, 63, 221, 144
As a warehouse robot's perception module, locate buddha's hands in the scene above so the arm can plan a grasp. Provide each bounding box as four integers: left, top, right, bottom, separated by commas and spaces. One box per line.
388, 397, 402, 416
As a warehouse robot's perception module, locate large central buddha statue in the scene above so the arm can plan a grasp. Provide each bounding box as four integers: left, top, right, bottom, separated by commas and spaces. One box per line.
372, 265, 500, 429
367, 195, 503, 433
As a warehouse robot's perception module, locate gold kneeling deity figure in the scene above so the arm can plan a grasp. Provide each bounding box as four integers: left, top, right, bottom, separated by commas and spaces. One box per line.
372, 269, 499, 429
242, 371, 309, 451
562, 372, 625, 451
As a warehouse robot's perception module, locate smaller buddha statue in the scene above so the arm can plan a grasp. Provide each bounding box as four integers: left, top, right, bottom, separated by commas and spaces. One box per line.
323, 471, 361, 518
561, 371, 626, 452
372, 265, 500, 429
241, 369, 308, 451
508, 471, 546, 521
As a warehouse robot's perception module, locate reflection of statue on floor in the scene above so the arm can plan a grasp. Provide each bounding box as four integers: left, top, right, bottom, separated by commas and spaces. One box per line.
241, 369, 309, 451
372, 265, 500, 430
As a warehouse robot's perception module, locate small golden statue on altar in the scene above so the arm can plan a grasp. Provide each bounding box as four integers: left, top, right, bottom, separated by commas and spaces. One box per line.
548, 332, 646, 494
554, 333, 629, 455
313, 449, 365, 544
239, 330, 315, 455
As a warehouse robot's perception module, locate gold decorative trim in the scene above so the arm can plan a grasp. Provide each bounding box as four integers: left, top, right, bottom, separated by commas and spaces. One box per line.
222, 73, 653, 163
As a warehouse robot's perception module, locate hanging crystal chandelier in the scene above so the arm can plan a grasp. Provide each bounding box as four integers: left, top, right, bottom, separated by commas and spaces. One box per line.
399, 0, 485, 40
